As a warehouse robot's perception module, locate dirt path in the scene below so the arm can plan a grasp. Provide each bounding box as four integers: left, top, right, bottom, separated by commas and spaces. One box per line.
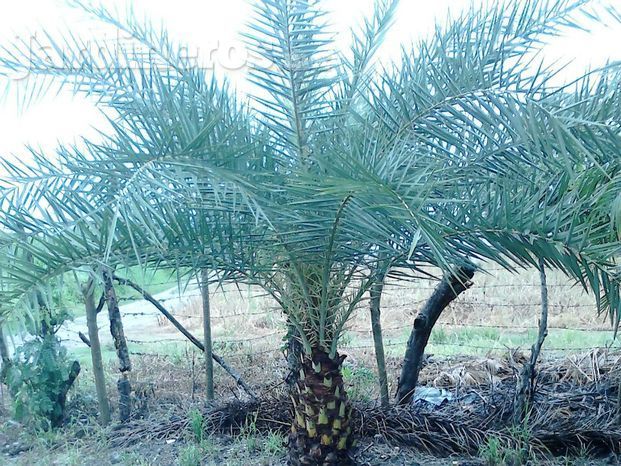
56, 283, 201, 350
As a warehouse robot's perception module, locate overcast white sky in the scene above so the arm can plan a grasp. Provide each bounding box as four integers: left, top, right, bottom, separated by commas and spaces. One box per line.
0, 0, 619, 159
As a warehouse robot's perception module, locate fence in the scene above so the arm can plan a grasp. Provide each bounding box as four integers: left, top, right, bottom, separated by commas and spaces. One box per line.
58, 266, 621, 375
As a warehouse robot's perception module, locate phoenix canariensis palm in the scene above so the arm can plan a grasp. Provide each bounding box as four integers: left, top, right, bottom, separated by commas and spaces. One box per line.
2, 0, 621, 464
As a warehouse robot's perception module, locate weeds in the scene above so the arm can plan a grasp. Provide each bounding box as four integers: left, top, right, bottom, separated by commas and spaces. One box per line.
479, 421, 532, 466
430, 327, 449, 345
239, 411, 259, 452
179, 444, 202, 466
342, 365, 376, 401
199, 437, 217, 456
263, 431, 286, 455
480, 435, 503, 466
189, 408, 204, 443
6, 335, 80, 428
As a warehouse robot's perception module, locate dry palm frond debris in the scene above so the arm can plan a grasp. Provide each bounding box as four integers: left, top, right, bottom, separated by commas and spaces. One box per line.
109, 349, 621, 456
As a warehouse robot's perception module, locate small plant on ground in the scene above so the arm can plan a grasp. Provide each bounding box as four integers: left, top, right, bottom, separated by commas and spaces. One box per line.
199, 437, 217, 457
429, 327, 449, 345
239, 411, 259, 452
479, 423, 532, 466
342, 365, 377, 401
189, 408, 204, 443
121, 453, 154, 466
179, 444, 202, 466
480, 435, 503, 466
263, 431, 286, 456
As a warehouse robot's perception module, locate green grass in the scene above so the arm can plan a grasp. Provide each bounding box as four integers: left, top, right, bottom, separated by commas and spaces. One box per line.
69, 340, 190, 370
427, 327, 620, 355
423, 326, 619, 356
344, 324, 620, 359
179, 444, 202, 466
342, 365, 378, 401
68, 267, 186, 319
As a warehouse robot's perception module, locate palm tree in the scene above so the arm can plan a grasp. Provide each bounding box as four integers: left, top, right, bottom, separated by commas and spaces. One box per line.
2, 0, 621, 463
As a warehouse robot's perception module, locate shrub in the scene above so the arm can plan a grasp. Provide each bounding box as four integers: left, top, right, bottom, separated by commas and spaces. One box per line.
5, 335, 80, 428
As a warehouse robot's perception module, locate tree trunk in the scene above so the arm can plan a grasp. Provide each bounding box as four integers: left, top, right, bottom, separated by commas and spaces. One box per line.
35, 291, 53, 337
20, 230, 53, 338
289, 348, 353, 466
369, 276, 389, 408
199, 269, 214, 400
82, 278, 111, 425
397, 264, 475, 404
513, 258, 548, 423
51, 360, 81, 427
102, 269, 132, 422
0, 324, 11, 381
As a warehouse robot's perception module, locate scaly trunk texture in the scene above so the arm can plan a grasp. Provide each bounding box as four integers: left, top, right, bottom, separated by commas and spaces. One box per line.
397, 264, 475, 404
82, 278, 111, 425
199, 269, 214, 400
289, 349, 353, 466
102, 269, 132, 422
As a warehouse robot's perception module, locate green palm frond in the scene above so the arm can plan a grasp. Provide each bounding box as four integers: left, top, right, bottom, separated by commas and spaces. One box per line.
243, 0, 339, 159
1, 0, 621, 354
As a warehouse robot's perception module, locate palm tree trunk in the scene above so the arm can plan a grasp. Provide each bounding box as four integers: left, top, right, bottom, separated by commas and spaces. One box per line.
397, 264, 475, 404
369, 277, 389, 408
199, 269, 214, 400
102, 269, 132, 422
289, 348, 352, 466
82, 278, 111, 425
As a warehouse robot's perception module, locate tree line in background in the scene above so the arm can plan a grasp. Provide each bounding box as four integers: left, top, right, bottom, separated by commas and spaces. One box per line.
1, 0, 621, 464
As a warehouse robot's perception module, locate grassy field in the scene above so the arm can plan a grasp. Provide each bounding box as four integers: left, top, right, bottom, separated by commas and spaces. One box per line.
53, 267, 189, 320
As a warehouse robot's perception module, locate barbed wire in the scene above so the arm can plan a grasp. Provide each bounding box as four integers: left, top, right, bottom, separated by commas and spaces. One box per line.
118, 294, 595, 308
346, 321, 615, 333
60, 331, 619, 356
120, 310, 278, 320
118, 293, 202, 303
120, 340, 620, 357
117, 299, 597, 322
118, 282, 581, 292
54, 276, 620, 368
112, 279, 583, 305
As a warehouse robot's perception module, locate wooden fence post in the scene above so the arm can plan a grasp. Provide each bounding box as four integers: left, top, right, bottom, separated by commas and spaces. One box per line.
82, 277, 111, 425
102, 268, 132, 422
199, 269, 214, 400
